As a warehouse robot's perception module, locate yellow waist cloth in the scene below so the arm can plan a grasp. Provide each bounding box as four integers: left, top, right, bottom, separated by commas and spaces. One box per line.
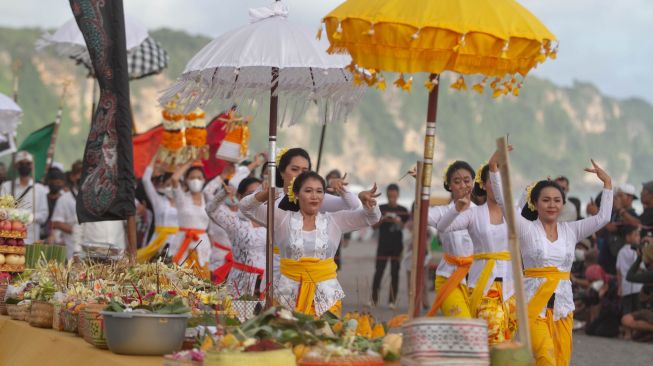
524, 267, 570, 320
273, 247, 280, 254
469, 251, 511, 315
136, 226, 179, 263
280, 257, 337, 315
427, 254, 473, 316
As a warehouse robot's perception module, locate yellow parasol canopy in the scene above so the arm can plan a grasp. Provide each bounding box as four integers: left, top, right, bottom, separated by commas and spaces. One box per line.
322, 0, 557, 94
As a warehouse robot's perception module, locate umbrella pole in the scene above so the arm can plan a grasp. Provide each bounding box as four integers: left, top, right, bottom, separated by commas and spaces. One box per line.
315, 118, 327, 174
45, 82, 70, 173
265, 67, 280, 309
413, 73, 439, 318
408, 162, 424, 319
495, 137, 533, 352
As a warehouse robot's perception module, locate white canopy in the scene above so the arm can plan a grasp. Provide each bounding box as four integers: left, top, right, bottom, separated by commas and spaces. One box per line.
36, 15, 149, 57
0, 92, 22, 135
161, 1, 363, 125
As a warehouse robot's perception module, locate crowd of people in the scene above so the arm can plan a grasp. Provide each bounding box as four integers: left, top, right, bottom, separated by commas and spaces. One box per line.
3, 142, 652, 365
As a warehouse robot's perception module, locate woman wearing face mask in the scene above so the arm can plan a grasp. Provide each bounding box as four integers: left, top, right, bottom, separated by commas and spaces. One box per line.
136, 158, 179, 263
240, 171, 381, 316
169, 161, 211, 278
437, 163, 517, 345
206, 177, 266, 296
488, 148, 612, 366
420, 161, 476, 318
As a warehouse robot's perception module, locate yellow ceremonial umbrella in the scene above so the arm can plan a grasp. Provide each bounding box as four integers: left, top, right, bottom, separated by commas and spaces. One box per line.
322, 0, 556, 349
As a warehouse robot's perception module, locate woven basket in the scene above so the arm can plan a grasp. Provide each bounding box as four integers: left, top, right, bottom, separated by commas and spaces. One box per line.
29, 301, 54, 328
84, 304, 108, 349
0, 283, 8, 315
77, 306, 88, 337
232, 300, 263, 323
52, 303, 64, 331
62, 308, 78, 333
7, 303, 28, 321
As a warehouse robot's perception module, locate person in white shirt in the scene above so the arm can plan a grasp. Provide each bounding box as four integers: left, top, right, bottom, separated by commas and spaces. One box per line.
616, 225, 644, 316
488, 147, 612, 366
73, 220, 127, 257
239, 171, 380, 317
0, 151, 48, 244
50, 190, 78, 259
555, 176, 577, 222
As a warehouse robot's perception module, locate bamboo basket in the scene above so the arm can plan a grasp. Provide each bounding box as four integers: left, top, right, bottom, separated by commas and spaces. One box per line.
52, 303, 64, 331
0, 283, 8, 315
77, 306, 88, 337
62, 308, 78, 333
83, 304, 108, 349
29, 301, 54, 328
7, 302, 30, 321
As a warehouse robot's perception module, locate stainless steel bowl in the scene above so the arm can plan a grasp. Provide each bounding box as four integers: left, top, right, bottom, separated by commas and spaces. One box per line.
101, 311, 191, 355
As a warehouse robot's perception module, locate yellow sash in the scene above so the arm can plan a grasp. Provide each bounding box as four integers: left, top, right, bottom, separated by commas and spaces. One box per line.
427, 254, 474, 316
280, 257, 337, 314
469, 251, 511, 314
273, 247, 280, 254
524, 267, 570, 320
136, 226, 179, 263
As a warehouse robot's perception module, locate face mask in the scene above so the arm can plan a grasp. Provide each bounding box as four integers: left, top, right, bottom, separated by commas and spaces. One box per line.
49, 185, 63, 194
225, 196, 240, 206
574, 249, 586, 262
188, 179, 204, 193
17, 165, 32, 177
158, 186, 174, 198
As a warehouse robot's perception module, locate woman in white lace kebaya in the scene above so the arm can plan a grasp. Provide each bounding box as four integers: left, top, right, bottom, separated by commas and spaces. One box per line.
240, 171, 381, 317
487, 147, 612, 366
257, 148, 364, 279
136, 160, 179, 263
206, 177, 267, 297
437, 163, 517, 345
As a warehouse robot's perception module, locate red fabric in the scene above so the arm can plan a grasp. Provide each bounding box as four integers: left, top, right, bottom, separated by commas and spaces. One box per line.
212, 241, 234, 284
172, 228, 206, 264
202, 113, 229, 180
132, 124, 163, 178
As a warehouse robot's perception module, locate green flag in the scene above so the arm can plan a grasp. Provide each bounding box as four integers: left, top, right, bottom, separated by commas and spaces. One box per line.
17, 123, 55, 182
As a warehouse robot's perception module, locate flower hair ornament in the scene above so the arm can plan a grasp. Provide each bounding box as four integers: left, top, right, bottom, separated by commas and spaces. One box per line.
525, 182, 537, 211
475, 162, 487, 189
275, 147, 289, 167
287, 176, 298, 204
441, 160, 456, 184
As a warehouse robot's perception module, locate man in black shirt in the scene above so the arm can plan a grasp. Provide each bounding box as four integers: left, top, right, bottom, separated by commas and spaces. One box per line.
371, 184, 408, 308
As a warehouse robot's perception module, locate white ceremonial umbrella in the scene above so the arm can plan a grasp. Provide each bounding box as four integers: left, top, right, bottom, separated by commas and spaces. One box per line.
0, 92, 22, 137
161, 1, 364, 307
37, 15, 147, 56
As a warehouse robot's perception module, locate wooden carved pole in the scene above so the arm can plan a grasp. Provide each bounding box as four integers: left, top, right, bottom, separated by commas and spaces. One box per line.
408, 162, 424, 319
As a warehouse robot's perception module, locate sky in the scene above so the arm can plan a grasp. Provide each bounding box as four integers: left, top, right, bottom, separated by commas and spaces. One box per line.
1, 0, 652, 103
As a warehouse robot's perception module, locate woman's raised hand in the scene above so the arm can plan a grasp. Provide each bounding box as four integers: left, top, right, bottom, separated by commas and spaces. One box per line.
327, 172, 349, 195
584, 159, 612, 189
359, 183, 381, 209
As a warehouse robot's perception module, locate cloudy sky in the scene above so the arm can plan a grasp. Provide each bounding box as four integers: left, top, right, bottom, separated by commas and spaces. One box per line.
2, 0, 652, 103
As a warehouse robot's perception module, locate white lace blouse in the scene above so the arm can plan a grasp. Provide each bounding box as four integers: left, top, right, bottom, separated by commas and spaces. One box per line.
142, 166, 178, 228
207, 190, 267, 295
240, 193, 380, 315
437, 202, 514, 301
490, 171, 613, 320
429, 202, 475, 282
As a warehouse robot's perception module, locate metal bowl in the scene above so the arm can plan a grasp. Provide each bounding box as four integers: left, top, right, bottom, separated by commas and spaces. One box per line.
101, 311, 191, 355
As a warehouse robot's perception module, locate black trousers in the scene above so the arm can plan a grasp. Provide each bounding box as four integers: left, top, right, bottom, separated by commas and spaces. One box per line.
371, 243, 402, 304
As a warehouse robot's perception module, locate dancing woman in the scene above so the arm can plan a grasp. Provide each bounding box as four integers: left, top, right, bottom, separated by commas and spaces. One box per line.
240, 171, 381, 316
437, 163, 517, 345
136, 159, 179, 263
206, 177, 267, 297
488, 149, 612, 366
424, 161, 476, 318
169, 161, 211, 278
